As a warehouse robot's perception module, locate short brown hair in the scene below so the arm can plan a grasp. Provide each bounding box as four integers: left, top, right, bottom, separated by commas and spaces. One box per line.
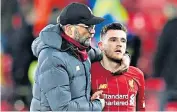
100, 22, 127, 40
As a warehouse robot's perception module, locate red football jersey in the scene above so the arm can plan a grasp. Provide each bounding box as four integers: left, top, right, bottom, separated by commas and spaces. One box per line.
91, 62, 145, 111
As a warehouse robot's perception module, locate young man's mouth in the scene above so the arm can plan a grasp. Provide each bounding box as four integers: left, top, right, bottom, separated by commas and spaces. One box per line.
115, 50, 122, 54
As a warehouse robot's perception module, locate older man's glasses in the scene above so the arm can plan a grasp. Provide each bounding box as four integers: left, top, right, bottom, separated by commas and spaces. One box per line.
76, 24, 95, 32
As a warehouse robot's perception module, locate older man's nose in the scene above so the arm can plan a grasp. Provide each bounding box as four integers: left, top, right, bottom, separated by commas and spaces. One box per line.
90, 28, 95, 34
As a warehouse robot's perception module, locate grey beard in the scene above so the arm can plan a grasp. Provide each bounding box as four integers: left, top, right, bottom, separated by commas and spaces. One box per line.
74, 29, 90, 47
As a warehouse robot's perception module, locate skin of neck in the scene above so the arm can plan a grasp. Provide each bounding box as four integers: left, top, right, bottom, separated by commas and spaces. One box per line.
101, 54, 121, 72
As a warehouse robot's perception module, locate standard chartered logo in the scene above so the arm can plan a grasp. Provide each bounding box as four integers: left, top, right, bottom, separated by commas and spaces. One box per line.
104, 94, 128, 99
106, 100, 128, 106
103, 94, 136, 106
103, 94, 129, 106
129, 94, 135, 106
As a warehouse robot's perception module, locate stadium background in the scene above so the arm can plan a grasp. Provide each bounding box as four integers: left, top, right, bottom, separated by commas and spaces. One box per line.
1, 0, 177, 111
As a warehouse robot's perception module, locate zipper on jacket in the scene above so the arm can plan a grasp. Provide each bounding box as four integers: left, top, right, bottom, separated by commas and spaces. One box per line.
82, 62, 89, 101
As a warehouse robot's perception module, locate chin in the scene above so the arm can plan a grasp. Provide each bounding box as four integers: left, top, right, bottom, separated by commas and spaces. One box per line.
115, 55, 123, 60
83, 41, 91, 47
115, 57, 122, 61
84, 43, 90, 47
109, 55, 122, 61
81, 42, 90, 47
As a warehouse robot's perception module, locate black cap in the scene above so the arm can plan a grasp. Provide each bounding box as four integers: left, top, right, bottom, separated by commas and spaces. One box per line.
58, 2, 104, 25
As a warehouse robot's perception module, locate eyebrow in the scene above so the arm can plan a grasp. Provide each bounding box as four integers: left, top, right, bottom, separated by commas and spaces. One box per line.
109, 36, 127, 39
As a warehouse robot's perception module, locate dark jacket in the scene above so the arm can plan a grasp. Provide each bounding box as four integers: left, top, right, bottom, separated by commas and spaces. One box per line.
153, 18, 177, 100
30, 24, 102, 111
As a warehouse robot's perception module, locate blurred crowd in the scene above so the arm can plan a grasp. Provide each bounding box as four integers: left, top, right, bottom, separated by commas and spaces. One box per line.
1, 0, 177, 111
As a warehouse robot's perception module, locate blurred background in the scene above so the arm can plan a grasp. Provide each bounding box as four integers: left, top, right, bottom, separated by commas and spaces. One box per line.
1, 0, 177, 111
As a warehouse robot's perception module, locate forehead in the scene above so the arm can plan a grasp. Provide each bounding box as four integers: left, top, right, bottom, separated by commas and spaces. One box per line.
104, 30, 126, 39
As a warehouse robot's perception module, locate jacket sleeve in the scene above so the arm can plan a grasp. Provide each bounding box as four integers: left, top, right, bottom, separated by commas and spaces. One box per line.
39, 55, 102, 111
88, 47, 103, 63
136, 69, 145, 111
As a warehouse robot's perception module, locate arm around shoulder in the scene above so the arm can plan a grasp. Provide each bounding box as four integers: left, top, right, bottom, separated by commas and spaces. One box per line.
88, 47, 103, 63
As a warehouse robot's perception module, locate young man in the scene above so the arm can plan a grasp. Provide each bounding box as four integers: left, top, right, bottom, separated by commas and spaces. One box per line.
91, 23, 145, 111
30, 3, 130, 111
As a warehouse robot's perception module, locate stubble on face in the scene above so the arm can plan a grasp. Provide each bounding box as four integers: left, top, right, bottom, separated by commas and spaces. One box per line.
104, 47, 122, 62
101, 30, 127, 62
74, 28, 91, 47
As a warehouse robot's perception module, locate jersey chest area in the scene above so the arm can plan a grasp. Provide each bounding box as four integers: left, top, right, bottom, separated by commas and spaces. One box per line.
92, 74, 139, 109
92, 74, 138, 93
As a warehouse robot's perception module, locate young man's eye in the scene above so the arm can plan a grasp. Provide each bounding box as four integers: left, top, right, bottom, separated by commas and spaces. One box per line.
110, 37, 117, 42
121, 38, 127, 43
110, 39, 116, 42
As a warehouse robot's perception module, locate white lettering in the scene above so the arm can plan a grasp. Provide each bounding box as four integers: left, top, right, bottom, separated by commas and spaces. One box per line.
103, 94, 128, 99
130, 94, 135, 106
105, 101, 128, 106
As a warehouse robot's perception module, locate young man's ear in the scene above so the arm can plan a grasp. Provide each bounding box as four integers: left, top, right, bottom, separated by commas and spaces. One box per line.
98, 41, 103, 51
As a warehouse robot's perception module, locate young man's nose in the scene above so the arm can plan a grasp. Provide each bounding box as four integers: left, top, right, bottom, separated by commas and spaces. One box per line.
116, 40, 122, 47
116, 44, 122, 48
